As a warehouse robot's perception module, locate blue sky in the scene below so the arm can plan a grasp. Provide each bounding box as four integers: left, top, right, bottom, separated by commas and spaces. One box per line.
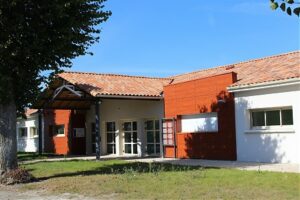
71, 0, 299, 77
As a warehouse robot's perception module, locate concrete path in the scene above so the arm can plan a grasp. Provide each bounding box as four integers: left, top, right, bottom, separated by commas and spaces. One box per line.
21, 155, 300, 173
128, 158, 300, 173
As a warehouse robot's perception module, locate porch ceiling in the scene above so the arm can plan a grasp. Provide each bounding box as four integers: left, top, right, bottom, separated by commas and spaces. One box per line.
33, 78, 95, 110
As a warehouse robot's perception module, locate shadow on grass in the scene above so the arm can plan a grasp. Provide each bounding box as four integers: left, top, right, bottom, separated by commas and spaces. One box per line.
26, 160, 218, 182
17, 152, 62, 162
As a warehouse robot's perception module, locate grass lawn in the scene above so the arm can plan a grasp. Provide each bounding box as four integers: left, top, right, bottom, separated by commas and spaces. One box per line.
19, 160, 300, 199
17, 152, 60, 162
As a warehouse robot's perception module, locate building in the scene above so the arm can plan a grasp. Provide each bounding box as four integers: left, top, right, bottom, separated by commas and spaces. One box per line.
16, 109, 40, 152
19, 51, 299, 163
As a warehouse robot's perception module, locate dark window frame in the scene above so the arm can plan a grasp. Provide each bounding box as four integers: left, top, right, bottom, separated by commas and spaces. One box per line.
251, 107, 293, 128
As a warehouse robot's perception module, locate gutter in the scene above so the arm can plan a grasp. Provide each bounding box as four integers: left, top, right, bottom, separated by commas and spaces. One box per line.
227, 77, 300, 93
95, 94, 164, 100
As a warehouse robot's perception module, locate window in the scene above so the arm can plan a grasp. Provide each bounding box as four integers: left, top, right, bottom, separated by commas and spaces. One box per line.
251, 108, 293, 128
145, 120, 160, 155
123, 121, 138, 154
106, 122, 116, 154
181, 112, 218, 133
49, 125, 65, 136
30, 127, 38, 138
19, 128, 27, 138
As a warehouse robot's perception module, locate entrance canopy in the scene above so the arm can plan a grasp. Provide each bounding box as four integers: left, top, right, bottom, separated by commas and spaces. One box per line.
34, 78, 95, 110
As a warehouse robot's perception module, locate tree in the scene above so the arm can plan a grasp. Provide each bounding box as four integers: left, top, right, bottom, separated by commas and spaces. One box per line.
0, 0, 111, 180
270, 0, 300, 16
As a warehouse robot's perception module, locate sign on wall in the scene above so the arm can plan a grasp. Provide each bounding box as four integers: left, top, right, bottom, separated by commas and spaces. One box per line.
181, 112, 218, 133
73, 128, 85, 138
162, 120, 175, 146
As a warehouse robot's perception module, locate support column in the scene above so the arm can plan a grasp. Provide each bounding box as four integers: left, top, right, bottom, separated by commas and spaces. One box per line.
95, 99, 101, 160
38, 110, 43, 154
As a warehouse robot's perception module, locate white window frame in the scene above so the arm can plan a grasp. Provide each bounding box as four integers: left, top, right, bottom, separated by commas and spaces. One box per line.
123, 121, 138, 155
51, 124, 65, 137
181, 112, 218, 133
29, 127, 38, 138
250, 107, 293, 131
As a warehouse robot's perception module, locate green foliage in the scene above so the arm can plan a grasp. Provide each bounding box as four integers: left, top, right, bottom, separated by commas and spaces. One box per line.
270, 0, 300, 16
0, 0, 111, 113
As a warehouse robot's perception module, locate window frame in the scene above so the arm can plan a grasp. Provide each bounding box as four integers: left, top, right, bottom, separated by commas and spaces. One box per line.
18, 127, 28, 138
106, 121, 116, 154
145, 119, 161, 155
50, 124, 65, 137
29, 127, 38, 138
250, 107, 293, 130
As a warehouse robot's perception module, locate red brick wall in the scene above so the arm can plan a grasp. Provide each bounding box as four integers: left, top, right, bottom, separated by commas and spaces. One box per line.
163, 72, 237, 160
43, 110, 71, 155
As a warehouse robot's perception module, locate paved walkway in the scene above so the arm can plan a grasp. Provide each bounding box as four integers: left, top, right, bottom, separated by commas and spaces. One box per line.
21, 155, 300, 173
128, 158, 300, 173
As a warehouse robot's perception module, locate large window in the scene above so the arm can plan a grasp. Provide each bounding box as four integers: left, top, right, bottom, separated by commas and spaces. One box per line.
19, 127, 27, 138
106, 122, 116, 154
145, 120, 160, 155
251, 108, 293, 128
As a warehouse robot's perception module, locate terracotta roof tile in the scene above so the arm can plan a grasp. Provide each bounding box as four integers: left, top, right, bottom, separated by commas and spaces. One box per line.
58, 72, 172, 97
57, 51, 299, 97
25, 109, 38, 116
170, 51, 300, 87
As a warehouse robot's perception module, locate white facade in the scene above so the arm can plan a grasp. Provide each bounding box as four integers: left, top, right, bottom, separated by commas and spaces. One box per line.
85, 99, 164, 157
16, 114, 39, 152
181, 113, 218, 133
233, 83, 300, 163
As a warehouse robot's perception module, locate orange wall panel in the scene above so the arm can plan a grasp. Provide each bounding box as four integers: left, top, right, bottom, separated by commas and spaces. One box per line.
43, 110, 71, 155
163, 72, 237, 160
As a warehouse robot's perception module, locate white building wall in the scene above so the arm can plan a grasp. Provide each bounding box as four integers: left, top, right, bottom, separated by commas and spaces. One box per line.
85, 99, 164, 157
234, 84, 300, 163
16, 115, 39, 152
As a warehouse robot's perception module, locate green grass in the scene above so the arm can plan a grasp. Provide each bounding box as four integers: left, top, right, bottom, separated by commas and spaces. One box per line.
20, 160, 300, 199
17, 152, 58, 162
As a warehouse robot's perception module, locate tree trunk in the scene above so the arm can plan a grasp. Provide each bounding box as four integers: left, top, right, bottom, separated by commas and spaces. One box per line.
0, 100, 17, 175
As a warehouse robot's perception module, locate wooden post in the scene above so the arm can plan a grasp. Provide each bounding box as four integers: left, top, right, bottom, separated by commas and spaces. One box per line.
38, 110, 43, 154
95, 99, 101, 160
173, 117, 177, 158
161, 119, 165, 158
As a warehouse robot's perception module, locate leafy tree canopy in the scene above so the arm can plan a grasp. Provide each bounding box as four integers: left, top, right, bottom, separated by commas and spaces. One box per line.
0, 0, 111, 114
270, 0, 300, 16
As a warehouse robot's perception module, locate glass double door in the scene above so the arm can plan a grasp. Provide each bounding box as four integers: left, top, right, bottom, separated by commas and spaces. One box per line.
124, 121, 138, 154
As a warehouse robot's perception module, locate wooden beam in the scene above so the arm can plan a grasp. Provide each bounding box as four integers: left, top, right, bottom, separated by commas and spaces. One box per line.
41, 97, 95, 102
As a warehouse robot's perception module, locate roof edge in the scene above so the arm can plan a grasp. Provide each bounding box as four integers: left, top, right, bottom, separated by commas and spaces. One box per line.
59, 71, 173, 81
228, 77, 300, 93
169, 50, 300, 79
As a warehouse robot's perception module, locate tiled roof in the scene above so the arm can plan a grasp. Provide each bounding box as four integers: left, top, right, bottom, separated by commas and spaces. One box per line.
57, 51, 299, 98
25, 109, 38, 117
58, 72, 172, 97
170, 51, 300, 87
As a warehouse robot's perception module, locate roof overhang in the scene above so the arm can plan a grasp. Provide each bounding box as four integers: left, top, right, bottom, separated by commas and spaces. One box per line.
227, 77, 300, 93
95, 94, 163, 100
33, 78, 95, 110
